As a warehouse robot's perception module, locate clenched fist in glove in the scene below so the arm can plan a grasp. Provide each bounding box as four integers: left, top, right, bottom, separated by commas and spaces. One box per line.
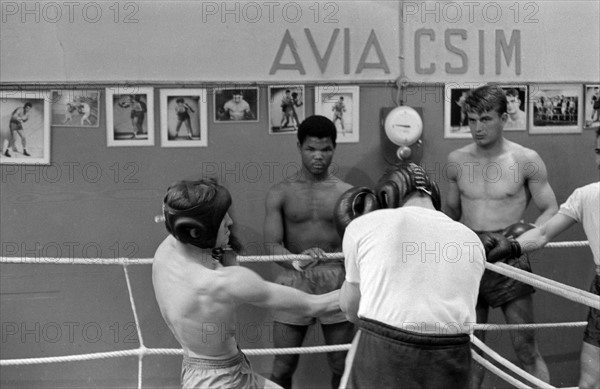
478, 232, 523, 263
333, 186, 379, 238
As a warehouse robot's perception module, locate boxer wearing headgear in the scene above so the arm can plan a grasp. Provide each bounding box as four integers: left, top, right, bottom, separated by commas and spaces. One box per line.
163, 179, 232, 250
374, 162, 442, 211
338, 164, 485, 389
153, 178, 342, 389
333, 163, 441, 239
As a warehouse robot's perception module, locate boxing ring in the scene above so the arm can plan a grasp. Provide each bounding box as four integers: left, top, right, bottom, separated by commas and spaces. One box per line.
1, 239, 597, 389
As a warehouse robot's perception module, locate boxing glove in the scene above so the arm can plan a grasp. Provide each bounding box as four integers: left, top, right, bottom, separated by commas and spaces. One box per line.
334, 187, 379, 238
478, 232, 522, 263
502, 222, 535, 239
375, 163, 442, 210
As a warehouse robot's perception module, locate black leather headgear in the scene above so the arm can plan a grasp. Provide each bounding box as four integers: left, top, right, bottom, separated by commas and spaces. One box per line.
375, 162, 441, 210
163, 180, 232, 249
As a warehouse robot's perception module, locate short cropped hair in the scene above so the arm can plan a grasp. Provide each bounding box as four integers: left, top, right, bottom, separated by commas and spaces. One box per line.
297, 115, 337, 147
464, 85, 507, 116
505, 88, 520, 100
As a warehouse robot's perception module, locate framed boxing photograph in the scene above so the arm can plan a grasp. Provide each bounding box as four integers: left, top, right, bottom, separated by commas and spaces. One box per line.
0, 92, 51, 165
51, 90, 100, 128
444, 85, 474, 139
106, 87, 155, 147
213, 87, 259, 123
499, 85, 528, 131
160, 89, 208, 147
584, 84, 600, 129
268, 85, 305, 135
315, 85, 360, 143
529, 84, 583, 134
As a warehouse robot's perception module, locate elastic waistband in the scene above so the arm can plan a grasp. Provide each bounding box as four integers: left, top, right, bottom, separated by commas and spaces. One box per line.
183, 351, 244, 370
359, 318, 470, 346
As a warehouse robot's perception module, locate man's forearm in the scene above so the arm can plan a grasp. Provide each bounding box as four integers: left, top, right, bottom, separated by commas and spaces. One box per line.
534, 206, 559, 226
311, 290, 341, 317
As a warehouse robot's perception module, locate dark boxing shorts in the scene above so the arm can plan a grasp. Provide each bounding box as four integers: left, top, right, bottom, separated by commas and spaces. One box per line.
272, 263, 347, 325
342, 318, 471, 389
9, 119, 23, 132
475, 229, 536, 309
583, 273, 600, 347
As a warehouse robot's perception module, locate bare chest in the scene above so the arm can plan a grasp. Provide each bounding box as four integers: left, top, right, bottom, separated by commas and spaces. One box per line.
283, 187, 338, 223
456, 161, 528, 200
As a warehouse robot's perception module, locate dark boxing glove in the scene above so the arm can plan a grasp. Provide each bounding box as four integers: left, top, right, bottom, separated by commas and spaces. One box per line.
478, 232, 522, 263
334, 187, 379, 238
502, 221, 535, 239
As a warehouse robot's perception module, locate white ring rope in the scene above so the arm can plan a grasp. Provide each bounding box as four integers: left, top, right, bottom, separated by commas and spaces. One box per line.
122, 266, 145, 389
0, 239, 595, 389
472, 321, 587, 331
0, 239, 589, 265
471, 351, 533, 389
471, 336, 556, 389
545, 241, 589, 248
0, 345, 351, 366
486, 262, 600, 310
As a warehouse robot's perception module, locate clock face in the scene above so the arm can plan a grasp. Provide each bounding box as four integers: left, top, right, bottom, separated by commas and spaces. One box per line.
384, 106, 423, 146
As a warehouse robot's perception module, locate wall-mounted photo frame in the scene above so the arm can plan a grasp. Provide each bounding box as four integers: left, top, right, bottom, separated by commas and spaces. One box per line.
106, 87, 154, 146
584, 84, 600, 129
315, 85, 360, 143
213, 87, 258, 123
529, 84, 583, 134
500, 85, 528, 131
51, 90, 100, 127
160, 89, 207, 147
268, 85, 305, 135
444, 86, 473, 139
0, 93, 51, 165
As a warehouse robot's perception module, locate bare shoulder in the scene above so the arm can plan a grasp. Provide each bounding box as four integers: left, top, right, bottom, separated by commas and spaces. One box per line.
329, 175, 353, 193
506, 141, 543, 163
265, 180, 290, 203
211, 266, 265, 302
447, 144, 475, 163
153, 236, 175, 265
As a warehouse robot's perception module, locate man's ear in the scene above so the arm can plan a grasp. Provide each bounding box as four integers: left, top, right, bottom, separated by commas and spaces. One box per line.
501, 112, 508, 123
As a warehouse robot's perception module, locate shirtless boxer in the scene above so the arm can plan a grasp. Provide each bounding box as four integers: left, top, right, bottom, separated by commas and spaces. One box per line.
223, 90, 255, 121
153, 178, 341, 389
79, 102, 92, 126
446, 84, 558, 387
5, 102, 32, 157
505, 88, 527, 130
331, 96, 346, 132
174, 98, 195, 139
264, 115, 355, 389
